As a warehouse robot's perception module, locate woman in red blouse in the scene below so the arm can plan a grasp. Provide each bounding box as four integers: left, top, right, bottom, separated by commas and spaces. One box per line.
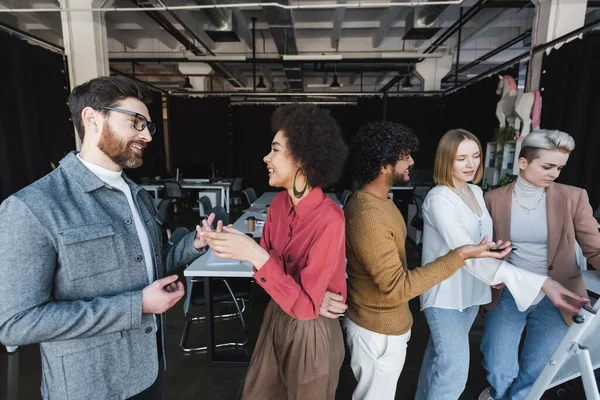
201, 105, 349, 399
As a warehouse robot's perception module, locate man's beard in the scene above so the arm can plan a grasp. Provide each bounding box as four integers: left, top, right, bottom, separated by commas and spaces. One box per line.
98, 124, 145, 169
390, 168, 409, 185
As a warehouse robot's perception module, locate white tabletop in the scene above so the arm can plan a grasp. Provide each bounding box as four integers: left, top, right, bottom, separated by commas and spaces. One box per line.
185, 251, 254, 278
583, 270, 600, 296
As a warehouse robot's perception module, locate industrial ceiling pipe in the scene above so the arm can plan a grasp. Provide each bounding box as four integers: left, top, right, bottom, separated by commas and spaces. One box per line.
0, 1, 465, 13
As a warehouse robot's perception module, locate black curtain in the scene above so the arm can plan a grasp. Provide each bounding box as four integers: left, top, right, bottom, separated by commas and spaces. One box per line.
443, 76, 502, 145
0, 31, 75, 202
540, 32, 600, 209
385, 96, 446, 169
125, 91, 166, 182
167, 96, 233, 179
356, 97, 385, 127
324, 105, 358, 191
231, 104, 276, 195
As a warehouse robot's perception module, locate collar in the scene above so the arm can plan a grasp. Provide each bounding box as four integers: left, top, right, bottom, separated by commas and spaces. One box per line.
497, 180, 563, 199
59, 151, 141, 196
281, 187, 326, 220
59, 151, 107, 193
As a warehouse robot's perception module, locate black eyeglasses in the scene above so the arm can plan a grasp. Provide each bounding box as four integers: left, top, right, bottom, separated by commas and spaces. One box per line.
99, 107, 157, 136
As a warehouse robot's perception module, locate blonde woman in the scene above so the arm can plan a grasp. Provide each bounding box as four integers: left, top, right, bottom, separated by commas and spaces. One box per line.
480, 130, 600, 400
415, 129, 587, 400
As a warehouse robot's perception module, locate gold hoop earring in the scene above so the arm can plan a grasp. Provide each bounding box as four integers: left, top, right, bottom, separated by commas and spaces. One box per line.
293, 168, 308, 199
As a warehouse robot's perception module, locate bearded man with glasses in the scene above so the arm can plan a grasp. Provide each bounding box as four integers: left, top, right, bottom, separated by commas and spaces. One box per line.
0, 76, 210, 400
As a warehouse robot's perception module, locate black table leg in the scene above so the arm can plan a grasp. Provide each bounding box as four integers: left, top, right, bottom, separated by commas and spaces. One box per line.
204, 277, 216, 365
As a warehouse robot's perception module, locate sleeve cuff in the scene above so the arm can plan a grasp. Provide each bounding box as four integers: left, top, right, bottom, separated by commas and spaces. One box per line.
253, 256, 286, 290
444, 249, 467, 271
183, 231, 204, 260
130, 290, 143, 330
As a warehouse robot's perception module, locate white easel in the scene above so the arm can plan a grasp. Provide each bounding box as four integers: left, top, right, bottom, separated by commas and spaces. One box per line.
526, 300, 600, 400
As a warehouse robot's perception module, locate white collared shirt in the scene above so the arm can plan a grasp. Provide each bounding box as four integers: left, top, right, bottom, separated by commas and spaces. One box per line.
419, 184, 547, 312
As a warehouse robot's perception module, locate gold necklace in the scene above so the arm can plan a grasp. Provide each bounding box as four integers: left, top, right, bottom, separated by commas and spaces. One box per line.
513, 187, 545, 213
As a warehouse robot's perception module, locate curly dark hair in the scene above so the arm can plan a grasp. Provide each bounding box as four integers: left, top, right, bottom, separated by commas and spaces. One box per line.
351, 121, 419, 184
271, 104, 348, 189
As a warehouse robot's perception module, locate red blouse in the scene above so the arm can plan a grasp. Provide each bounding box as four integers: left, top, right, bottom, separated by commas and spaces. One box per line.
253, 187, 347, 320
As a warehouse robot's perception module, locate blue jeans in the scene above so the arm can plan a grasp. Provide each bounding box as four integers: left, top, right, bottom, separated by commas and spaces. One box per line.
480, 289, 568, 400
415, 305, 479, 400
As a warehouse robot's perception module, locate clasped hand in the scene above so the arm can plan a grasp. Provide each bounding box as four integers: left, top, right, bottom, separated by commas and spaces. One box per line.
197, 213, 270, 268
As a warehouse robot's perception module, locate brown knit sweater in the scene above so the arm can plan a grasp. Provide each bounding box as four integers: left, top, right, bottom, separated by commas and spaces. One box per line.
345, 190, 466, 335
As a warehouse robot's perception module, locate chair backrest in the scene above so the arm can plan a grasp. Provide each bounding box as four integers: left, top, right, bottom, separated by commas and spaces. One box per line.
168, 227, 189, 246
340, 190, 352, 207
198, 196, 213, 217
163, 181, 184, 198
242, 188, 257, 205
411, 194, 425, 229
412, 194, 425, 217
211, 206, 229, 229
156, 198, 174, 221
413, 185, 433, 201
232, 177, 244, 191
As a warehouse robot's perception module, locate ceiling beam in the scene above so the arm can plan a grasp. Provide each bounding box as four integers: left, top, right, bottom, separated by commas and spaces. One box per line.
263, 0, 302, 91
124, 0, 244, 87
230, 5, 252, 49
107, 26, 139, 49
374, 72, 391, 89
110, 2, 178, 49
460, 9, 510, 47
331, 0, 346, 50
161, 0, 216, 51
442, 28, 531, 83
372, 7, 403, 48
381, 0, 490, 92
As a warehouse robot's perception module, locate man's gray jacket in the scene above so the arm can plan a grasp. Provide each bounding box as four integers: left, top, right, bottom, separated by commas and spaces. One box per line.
0, 152, 202, 399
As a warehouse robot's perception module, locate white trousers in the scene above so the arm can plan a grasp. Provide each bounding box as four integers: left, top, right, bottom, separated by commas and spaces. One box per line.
344, 316, 411, 400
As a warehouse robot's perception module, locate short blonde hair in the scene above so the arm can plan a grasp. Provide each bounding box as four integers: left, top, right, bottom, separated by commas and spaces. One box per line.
520, 129, 575, 162
433, 129, 484, 187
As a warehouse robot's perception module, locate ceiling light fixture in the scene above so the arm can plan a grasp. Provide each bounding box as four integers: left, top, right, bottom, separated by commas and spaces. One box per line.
330, 73, 340, 89
182, 76, 193, 89
256, 76, 267, 90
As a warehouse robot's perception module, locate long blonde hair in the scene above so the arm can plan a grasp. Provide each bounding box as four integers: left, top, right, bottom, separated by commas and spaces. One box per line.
433, 129, 483, 187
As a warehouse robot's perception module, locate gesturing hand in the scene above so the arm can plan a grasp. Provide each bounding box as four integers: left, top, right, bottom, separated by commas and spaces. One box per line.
193, 213, 216, 250
455, 237, 513, 260
541, 279, 589, 314
142, 275, 185, 314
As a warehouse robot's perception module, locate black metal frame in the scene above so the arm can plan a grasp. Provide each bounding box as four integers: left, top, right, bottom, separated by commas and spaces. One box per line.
180, 277, 249, 357
203, 277, 251, 367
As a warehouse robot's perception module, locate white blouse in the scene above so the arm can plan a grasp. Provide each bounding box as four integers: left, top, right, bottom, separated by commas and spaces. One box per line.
419, 184, 547, 312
